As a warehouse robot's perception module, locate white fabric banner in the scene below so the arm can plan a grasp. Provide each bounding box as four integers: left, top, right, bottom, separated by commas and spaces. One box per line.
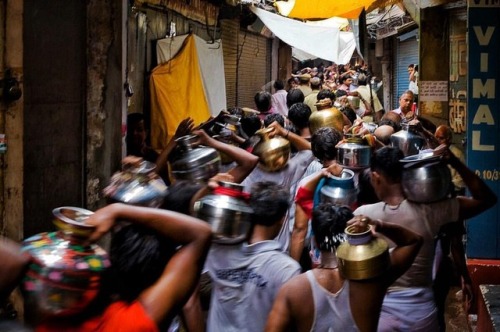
157, 34, 227, 116
250, 7, 356, 64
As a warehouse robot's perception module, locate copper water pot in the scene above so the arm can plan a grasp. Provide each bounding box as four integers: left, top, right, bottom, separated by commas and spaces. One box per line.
252, 128, 291, 172
336, 224, 390, 280
309, 107, 344, 134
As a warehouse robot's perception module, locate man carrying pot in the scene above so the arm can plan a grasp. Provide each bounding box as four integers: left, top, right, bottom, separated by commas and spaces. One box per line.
353, 146, 497, 331
203, 180, 301, 332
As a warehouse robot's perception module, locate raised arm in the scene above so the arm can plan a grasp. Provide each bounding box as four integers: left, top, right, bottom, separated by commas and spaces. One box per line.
267, 121, 311, 151
86, 203, 212, 324
155, 118, 195, 175
193, 129, 258, 183
444, 149, 498, 220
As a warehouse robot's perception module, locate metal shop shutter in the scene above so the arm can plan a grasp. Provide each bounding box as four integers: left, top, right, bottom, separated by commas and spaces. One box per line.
237, 31, 271, 109
392, 33, 418, 108
221, 19, 239, 109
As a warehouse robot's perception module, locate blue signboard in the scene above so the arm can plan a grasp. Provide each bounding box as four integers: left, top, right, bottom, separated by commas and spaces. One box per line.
466, 0, 500, 258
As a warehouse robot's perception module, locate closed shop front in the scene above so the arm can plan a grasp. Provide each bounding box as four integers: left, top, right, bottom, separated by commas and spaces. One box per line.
221, 19, 271, 109
392, 31, 418, 108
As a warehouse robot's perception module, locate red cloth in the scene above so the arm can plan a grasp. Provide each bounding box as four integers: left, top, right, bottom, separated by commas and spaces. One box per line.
36, 301, 159, 332
295, 186, 314, 219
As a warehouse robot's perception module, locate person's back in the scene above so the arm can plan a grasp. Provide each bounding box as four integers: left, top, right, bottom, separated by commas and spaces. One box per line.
206, 182, 301, 332
353, 146, 497, 331
271, 80, 288, 117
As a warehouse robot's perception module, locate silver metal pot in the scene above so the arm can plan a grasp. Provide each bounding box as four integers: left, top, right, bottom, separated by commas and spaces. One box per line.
170, 135, 221, 182
105, 158, 168, 207
391, 123, 426, 157
401, 157, 453, 203
347, 96, 360, 109
194, 181, 254, 244
337, 138, 372, 169
315, 169, 358, 209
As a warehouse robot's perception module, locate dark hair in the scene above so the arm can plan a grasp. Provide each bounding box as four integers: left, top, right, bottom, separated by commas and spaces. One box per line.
249, 182, 290, 226
335, 89, 348, 98
109, 224, 177, 302
162, 180, 204, 215
254, 91, 272, 113
341, 106, 357, 124
273, 80, 285, 91
227, 107, 244, 117
288, 103, 311, 130
378, 118, 400, 132
286, 89, 305, 109
241, 114, 262, 137
370, 146, 404, 183
264, 113, 285, 128
311, 127, 342, 162
312, 203, 353, 251
317, 89, 336, 102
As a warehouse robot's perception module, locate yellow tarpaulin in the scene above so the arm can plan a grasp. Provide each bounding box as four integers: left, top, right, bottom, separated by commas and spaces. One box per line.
275, 0, 376, 19
150, 34, 210, 150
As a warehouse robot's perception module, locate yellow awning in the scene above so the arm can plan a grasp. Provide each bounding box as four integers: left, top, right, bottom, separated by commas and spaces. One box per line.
275, 0, 377, 19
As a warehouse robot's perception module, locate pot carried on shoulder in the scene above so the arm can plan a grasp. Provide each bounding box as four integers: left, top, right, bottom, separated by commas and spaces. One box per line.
194, 181, 254, 244
313, 169, 358, 209
21, 207, 110, 318
400, 153, 453, 203
336, 224, 390, 280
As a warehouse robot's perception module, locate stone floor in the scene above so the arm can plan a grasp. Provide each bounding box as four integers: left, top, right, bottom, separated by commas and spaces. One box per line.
445, 286, 473, 332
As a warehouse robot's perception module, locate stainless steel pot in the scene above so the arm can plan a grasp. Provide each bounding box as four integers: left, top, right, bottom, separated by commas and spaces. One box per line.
337, 137, 372, 169
314, 169, 358, 209
170, 135, 221, 181
401, 157, 453, 203
194, 181, 254, 244
105, 158, 168, 207
347, 96, 360, 109
390, 123, 426, 156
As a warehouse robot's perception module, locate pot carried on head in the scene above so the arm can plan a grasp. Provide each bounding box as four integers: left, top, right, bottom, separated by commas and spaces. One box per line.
390, 123, 426, 157
194, 181, 254, 244
336, 224, 390, 280
21, 207, 110, 318
337, 136, 372, 170
170, 135, 221, 182
105, 157, 168, 207
252, 128, 291, 172
309, 106, 344, 134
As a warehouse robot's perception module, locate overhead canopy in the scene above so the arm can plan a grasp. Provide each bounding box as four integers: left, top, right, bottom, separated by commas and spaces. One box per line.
250, 6, 356, 64
275, 0, 376, 19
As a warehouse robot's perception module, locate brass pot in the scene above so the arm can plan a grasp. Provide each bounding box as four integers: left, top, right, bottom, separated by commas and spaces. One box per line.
309, 107, 344, 134
336, 224, 390, 280
252, 128, 291, 172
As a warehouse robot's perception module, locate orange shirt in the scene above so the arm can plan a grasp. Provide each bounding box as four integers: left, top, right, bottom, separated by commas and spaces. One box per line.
36, 301, 159, 332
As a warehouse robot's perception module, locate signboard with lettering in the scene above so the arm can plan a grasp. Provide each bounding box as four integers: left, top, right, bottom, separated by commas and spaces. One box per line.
466, 0, 500, 258
419, 81, 448, 101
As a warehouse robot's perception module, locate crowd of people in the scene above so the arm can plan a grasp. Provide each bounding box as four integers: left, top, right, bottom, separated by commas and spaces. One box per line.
0, 63, 497, 332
